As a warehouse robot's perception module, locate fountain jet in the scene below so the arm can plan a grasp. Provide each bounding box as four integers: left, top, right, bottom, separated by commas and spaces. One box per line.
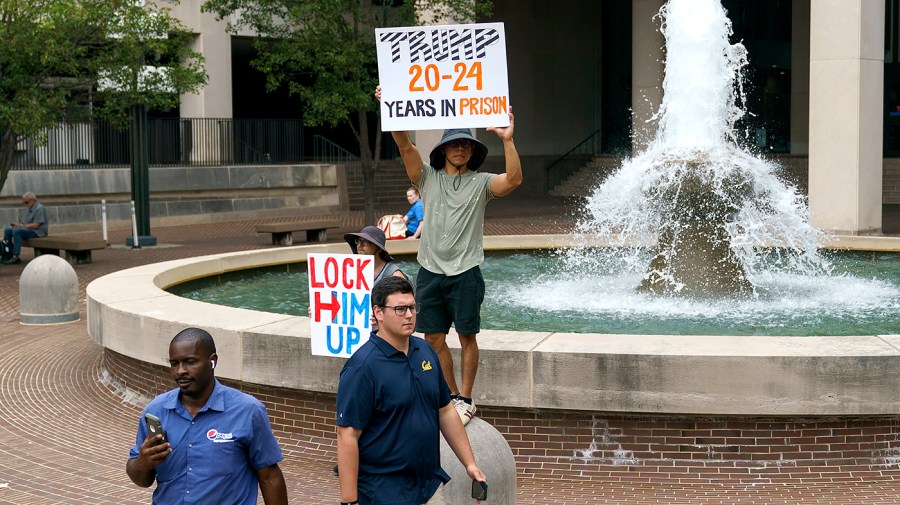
577, 0, 824, 298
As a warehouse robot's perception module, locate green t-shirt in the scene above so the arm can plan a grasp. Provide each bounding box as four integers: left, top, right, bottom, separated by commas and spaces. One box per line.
415, 164, 495, 276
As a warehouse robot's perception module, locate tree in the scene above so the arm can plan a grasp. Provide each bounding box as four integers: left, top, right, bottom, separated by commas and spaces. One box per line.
0, 0, 206, 193
201, 0, 492, 225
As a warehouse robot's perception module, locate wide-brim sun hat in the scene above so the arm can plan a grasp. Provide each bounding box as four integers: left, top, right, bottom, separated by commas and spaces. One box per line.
429, 128, 488, 171
344, 226, 394, 262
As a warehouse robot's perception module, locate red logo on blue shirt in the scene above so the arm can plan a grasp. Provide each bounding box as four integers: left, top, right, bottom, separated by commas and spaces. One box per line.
206, 429, 235, 443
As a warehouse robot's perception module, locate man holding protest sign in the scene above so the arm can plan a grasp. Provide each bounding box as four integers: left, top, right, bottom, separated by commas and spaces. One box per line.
374, 85, 522, 426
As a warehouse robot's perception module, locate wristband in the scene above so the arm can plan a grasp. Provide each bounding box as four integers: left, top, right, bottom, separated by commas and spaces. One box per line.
340, 501, 359, 505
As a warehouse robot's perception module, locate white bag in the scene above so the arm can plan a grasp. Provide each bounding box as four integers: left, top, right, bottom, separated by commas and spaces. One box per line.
377, 214, 407, 240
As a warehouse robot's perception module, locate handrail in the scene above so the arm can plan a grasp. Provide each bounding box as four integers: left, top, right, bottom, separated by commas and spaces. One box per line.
238, 140, 271, 164
313, 135, 358, 164
545, 129, 602, 173
544, 129, 602, 192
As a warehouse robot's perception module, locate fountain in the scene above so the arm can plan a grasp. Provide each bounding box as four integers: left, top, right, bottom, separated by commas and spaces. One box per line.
576, 0, 824, 298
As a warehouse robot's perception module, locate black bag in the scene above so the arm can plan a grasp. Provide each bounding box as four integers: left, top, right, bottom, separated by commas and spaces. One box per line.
0, 240, 12, 262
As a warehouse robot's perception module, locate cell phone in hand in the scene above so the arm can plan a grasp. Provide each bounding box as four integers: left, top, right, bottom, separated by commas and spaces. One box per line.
471, 480, 487, 500
144, 413, 168, 445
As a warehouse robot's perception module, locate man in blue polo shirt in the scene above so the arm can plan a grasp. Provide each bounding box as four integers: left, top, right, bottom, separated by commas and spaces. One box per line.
336, 276, 486, 505
127, 327, 288, 504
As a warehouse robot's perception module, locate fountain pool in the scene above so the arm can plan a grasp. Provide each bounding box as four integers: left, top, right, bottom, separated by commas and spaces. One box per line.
170, 249, 900, 336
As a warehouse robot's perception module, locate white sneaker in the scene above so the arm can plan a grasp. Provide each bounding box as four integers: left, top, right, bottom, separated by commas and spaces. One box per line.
454, 398, 476, 426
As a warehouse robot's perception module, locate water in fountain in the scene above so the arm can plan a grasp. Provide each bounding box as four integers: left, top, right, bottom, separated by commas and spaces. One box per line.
567, 0, 827, 298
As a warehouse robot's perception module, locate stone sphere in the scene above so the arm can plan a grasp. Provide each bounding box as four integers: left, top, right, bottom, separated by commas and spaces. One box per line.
440, 417, 517, 504
19, 254, 80, 325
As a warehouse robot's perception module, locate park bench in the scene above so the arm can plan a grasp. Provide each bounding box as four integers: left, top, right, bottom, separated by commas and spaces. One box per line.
22, 236, 107, 265
255, 218, 342, 246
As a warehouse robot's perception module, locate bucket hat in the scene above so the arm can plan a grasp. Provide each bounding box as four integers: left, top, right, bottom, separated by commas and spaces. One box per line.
429, 128, 488, 171
344, 226, 394, 262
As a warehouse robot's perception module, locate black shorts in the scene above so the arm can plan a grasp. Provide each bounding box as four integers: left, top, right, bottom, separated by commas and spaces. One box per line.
415, 266, 485, 335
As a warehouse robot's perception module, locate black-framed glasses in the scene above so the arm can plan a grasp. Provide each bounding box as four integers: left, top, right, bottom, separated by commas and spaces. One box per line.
446, 139, 473, 150
356, 238, 372, 248
381, 304, 420, 315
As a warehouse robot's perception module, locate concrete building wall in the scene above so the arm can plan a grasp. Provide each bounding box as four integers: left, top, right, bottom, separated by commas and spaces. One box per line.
0, 165, 343, 233
791, 0, 811, 155
631, 0, 665, 153
808, 0, 885, 234
477, 0, 602, 158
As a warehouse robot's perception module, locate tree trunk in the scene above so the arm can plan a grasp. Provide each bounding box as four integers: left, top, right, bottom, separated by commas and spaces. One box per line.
0, 127, 18, 195
356, 109, 377, 226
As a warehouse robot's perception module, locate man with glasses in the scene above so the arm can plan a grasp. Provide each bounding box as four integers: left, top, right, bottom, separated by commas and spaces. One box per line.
374, 85, 523, 426
2, 192, 49, 265
336, 276, 486, 505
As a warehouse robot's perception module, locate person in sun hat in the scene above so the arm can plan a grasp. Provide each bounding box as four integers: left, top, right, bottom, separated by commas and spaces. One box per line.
344, 225, 412, 287
374, 85, 524, 426
308, 225, 413, 336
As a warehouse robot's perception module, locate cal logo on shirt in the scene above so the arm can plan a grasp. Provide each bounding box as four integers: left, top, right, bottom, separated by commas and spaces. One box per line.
421, 360, 432, 371
207, 429, 235, 443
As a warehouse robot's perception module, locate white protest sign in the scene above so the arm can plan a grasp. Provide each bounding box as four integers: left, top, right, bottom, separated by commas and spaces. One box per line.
307, 253, 374, 358
375, 22, 509, 131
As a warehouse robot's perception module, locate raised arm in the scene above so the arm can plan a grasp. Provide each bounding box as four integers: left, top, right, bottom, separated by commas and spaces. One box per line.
487, 107, 523, 198
375, 86, 424, 184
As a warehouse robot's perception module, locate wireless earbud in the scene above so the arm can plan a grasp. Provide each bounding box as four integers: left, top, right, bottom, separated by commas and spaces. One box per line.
210, 360, 216, 370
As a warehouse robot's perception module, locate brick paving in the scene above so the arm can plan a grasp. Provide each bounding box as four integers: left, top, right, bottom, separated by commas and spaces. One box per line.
0, 196, 899, 504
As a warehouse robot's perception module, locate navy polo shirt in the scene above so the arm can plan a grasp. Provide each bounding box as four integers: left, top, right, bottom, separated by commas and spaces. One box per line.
129, 380, 283, 505
336, 333, 452, 505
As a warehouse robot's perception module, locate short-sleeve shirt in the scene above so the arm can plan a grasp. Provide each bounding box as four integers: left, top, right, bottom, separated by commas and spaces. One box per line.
415, 164, 495, 276
336, 333, 452, 505
23, 202, 48, 237
128, 380, 284, 505
405, 199, 424, 234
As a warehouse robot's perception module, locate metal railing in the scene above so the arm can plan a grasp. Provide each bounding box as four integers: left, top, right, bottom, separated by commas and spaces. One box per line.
545, 129, 603, 191
10, 118, 305, 170
312, 135, 359, 164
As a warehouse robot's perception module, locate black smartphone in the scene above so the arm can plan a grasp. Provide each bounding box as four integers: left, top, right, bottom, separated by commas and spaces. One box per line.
471, 480, 487, 500
144, 413, 168, 445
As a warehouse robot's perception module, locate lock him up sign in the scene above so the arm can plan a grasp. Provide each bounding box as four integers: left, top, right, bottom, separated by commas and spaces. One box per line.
307, 253, 374, 357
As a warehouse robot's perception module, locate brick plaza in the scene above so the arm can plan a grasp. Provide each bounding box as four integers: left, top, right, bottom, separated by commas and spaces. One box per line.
1, 197, 899, 504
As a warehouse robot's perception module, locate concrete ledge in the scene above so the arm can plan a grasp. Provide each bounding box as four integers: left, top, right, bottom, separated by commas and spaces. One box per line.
0, 164, 342, 233
86, 234, 900, 415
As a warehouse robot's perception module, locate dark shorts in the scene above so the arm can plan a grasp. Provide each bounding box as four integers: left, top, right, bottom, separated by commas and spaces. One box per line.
415, 266, 485, 335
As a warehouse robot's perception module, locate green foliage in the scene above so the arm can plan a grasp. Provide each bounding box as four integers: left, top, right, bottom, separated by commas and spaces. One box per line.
201, 0, 491, 224
201, 0, 492, 130
0, 0, 207, 190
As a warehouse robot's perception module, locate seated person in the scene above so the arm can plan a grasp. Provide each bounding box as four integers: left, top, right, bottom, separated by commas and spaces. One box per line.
401, 187, 424, 240
3, 192, 48, 265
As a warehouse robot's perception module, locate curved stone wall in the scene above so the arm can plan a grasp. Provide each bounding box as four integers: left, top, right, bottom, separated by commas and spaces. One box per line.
86, 234, 900, 416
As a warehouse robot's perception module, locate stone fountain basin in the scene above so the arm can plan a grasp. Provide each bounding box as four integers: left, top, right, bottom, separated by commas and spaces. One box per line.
86, 234, 900, 416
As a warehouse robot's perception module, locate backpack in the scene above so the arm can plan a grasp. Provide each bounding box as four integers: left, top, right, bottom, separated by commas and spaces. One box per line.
0, 240, 12, 262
